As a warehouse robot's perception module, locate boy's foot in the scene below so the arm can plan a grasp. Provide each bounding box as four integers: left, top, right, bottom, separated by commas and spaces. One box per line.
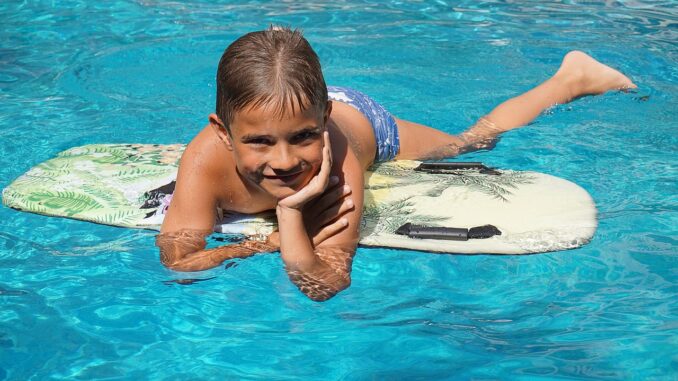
556, 51, 637, 99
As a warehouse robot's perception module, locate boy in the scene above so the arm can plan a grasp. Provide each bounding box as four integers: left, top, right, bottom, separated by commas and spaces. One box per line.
157, 27, 635, 301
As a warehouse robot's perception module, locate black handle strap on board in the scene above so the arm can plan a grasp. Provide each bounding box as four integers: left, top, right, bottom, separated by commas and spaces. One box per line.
414, 161, 501, 176
395, 223, 502, 241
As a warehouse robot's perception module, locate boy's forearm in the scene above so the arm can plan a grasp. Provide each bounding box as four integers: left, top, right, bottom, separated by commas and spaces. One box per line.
276, 207, 352, 301
277, 208, 321, 270
156, 234, 276, 272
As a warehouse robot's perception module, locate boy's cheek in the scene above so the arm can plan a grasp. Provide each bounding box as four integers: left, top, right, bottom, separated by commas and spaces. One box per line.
233, 149, 263, 167
303, 154, 322, 176
232, 154, 265, 180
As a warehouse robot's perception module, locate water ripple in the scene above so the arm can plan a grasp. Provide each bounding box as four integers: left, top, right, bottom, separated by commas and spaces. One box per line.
1, 1, 677, 379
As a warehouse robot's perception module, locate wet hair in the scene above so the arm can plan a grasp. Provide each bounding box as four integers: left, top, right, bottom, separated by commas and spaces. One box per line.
215, 26, 328, 132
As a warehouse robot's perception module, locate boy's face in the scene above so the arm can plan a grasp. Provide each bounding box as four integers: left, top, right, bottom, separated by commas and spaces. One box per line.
222, 103, 329, 200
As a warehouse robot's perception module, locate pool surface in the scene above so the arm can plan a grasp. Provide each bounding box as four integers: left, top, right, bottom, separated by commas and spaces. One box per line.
1, 1, 676, 379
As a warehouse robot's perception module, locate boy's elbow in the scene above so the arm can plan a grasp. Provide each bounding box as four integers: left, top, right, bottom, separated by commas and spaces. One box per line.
157, 242, 197, 272
159, 256, 193, 272
304, 276, 352, 302
160, 258, 182, 271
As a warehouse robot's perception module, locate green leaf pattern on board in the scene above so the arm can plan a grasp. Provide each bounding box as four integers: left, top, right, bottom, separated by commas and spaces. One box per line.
3, 144, 185, 227
26, 190, 103, 216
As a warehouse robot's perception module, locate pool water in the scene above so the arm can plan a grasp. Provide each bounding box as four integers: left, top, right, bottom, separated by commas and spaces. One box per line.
1, 1, 676, 379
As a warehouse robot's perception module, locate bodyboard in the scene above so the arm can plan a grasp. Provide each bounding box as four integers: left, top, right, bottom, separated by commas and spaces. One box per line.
2, 144, 597, 254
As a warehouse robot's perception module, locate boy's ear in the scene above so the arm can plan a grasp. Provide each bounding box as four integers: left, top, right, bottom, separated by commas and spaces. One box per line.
323, 101, 333, 124
209, 113, 233, 150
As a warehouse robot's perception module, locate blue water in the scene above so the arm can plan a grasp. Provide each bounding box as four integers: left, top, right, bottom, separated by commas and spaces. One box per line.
1, 1, 676, 379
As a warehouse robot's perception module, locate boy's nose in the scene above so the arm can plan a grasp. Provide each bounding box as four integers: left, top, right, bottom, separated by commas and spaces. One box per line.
268, 144, 300, 172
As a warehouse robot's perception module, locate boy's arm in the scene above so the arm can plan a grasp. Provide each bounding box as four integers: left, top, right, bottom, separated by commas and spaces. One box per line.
156, 230, 276, 271
157, 144, 277, 271
156, 192, 354, 272
157, 140, 352, 272
276, 132, 363, 302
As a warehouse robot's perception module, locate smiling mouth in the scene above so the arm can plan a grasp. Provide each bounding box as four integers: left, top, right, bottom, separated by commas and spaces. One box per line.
263, 172, 303, 183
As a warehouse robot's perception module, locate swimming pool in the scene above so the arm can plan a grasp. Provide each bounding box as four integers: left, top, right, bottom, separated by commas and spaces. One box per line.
1, 0, 676, 379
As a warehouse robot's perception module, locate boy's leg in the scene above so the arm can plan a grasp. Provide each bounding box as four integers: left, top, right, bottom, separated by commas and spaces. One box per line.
396, 51, 636, 160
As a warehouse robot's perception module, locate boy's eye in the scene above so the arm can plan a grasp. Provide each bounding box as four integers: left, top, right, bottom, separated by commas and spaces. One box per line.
244, 137, 272, 146
291, 130, 320, 144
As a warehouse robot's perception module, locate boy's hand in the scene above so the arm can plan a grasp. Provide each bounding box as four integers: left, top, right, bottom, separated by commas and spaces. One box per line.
277, 131, 333, 212
266, 181, 353, 248
270, 131, 353, 248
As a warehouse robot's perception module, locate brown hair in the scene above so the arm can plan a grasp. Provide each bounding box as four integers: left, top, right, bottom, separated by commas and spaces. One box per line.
215, 26, 328, 131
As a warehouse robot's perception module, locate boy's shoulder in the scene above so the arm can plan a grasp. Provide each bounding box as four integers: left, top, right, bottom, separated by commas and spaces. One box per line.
182, 125, 231, 170
179, 124, 277, 213
178, 125, 236, 189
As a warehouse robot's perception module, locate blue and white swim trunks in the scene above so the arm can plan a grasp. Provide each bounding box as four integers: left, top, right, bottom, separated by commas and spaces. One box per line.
327, 86, 400, 162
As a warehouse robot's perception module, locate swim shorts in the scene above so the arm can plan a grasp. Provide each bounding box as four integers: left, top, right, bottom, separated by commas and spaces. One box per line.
327, 86, 400, 162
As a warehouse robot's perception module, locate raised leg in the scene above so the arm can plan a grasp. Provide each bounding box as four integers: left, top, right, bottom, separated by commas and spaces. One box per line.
396, 51, 636, 160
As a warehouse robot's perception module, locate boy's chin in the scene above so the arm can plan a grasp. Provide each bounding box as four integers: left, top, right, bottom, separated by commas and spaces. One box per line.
263, 184, 302, 201
273, 190, 296, 201
264, 175, 315, 200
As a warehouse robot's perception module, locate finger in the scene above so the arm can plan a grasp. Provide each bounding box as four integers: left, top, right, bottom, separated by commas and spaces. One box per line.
312, 218, 349, 247
324, 130, 333, 168
313, 197, 355, 227
278, 174, 328, 209
308, 183, 351, 213
265, 231, 280, 249
317, 131, 333, 186
276, 133, 335, 210
305, 176, 341, 206
287, 132, 334, 200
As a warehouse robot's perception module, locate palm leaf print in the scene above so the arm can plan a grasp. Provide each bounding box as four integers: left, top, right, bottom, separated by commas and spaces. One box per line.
114, 167, 175, 184
368, 162, 535, 202
26, 190, 103, 216
90, 209, 147, 226
363, 198, 446, 235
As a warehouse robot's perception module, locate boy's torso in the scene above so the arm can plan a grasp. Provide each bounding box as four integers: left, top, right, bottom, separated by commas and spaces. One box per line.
184, 101, 377, 215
